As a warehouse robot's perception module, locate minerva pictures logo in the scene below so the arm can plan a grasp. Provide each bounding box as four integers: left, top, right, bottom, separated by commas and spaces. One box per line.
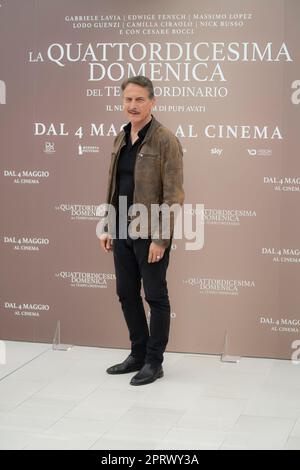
78, 144, 100, 155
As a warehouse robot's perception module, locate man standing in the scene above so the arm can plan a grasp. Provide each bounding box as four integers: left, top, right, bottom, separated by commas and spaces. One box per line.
100, 76, 184, 385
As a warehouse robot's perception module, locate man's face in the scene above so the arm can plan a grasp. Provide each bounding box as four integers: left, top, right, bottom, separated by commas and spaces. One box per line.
123, 83, 155, 127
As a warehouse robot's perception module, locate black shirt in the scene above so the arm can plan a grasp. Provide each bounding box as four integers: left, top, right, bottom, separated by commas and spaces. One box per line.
116, 118, 152, 216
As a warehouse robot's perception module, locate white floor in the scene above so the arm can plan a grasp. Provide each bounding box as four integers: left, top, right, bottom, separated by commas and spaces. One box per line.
0, 341, 300, 450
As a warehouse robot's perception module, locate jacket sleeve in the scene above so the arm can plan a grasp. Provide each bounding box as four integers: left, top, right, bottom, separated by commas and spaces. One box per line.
151, 130, 185, 248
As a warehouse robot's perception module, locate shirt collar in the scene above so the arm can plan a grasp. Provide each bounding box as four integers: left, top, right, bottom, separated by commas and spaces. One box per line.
123, 116, 153, 140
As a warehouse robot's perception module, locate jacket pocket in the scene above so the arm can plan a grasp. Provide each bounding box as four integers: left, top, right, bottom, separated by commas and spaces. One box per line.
137, 152, 159, 159
134, 153, 161, 202
135, 152, 160, 176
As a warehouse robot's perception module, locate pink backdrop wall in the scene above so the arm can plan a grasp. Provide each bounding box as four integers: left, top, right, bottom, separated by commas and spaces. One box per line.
1, 0, 299, 359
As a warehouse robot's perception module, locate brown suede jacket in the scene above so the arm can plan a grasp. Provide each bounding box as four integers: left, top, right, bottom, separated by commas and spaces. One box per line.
105, 115, 184, 247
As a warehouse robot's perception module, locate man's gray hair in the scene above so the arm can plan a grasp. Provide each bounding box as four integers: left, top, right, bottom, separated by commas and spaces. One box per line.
121, 76, 154, 99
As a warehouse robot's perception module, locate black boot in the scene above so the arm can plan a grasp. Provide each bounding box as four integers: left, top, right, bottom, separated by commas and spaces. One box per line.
106, 354, 145, 375
130, 363, 163, 386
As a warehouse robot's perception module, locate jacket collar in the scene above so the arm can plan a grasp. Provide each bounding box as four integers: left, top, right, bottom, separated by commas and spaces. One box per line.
123, 116, 153, 141
121, 115, 161, 144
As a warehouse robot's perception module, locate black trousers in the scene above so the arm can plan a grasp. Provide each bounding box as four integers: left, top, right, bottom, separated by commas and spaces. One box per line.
113, 224, 171, 366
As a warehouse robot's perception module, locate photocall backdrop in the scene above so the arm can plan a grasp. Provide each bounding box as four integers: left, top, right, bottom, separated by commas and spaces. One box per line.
1, 0, 299, 360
